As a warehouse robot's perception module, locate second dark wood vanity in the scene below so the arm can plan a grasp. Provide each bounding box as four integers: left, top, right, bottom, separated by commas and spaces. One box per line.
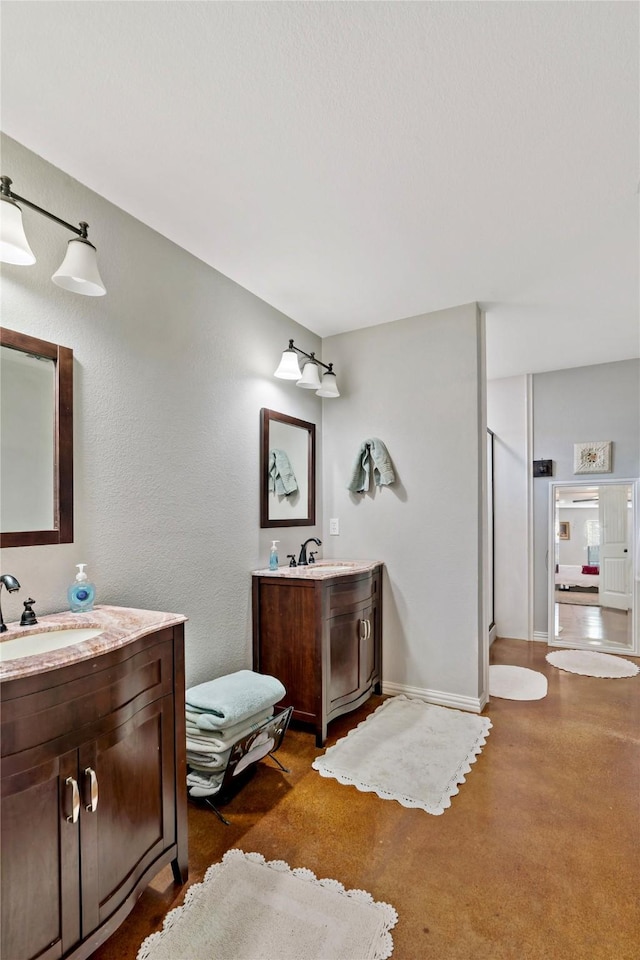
252, 562, 382, 745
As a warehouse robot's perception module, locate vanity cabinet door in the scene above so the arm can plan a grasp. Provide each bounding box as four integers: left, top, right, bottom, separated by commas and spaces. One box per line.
0, 750, 81, 960
79, 696, 176, 937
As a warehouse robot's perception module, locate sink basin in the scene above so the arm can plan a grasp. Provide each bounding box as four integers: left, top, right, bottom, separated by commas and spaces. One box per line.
289, 562, 362, 575
0, 627, 103, 662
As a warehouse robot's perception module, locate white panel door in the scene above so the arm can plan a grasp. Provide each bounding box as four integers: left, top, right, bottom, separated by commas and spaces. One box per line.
599, 484, 631, 610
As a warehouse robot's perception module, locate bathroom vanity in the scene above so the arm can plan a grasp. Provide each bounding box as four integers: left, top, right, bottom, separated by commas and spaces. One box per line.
0, 605, 188, 960
252, 561, 382, 745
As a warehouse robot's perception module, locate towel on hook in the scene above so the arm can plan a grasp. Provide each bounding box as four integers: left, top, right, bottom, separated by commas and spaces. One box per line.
268, 449, 298, 496
347, 438, 396, 493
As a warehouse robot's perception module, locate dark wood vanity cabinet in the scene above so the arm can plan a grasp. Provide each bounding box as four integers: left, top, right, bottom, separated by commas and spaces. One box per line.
252, 566, 382, 745
0, 624, 188, 960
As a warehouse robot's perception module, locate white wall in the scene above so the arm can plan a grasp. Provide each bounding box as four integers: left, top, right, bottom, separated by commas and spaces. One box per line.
322, 304, 488, 710
557, 507, 599, 566
0, 134, 323, 686
486, 375, 531, 641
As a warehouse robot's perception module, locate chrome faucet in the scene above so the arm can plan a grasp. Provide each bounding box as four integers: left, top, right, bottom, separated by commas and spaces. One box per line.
0, 574, 21, 633
298, 538, 322, 566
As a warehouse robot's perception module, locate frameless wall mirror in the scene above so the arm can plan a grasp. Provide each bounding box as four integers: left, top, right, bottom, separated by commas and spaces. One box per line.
548, 479, 639, 655
260, 408, 315, 528
0, 328, 73, 547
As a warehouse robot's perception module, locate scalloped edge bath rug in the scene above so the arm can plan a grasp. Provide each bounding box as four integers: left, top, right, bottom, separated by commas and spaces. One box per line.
546, 649, 639, 678
312, 695, 491, 815
137, 849, 398, 960
489, 664, 548, 700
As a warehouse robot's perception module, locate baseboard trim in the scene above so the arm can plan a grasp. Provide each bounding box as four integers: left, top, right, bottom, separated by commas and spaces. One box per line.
381, 681, 484, 714
532, 631, 548, 643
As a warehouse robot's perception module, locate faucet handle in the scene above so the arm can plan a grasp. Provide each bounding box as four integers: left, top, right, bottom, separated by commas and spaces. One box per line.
287, 555, 297, 567
20, 598, 38, 626
309, 552, 318, 564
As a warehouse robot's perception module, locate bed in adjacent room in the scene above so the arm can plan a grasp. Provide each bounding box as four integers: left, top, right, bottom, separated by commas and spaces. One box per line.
555, 564, 600, 603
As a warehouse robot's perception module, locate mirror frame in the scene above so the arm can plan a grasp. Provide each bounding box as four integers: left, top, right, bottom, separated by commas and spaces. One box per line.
0, 327, 74, 547
260, 408, 315, 528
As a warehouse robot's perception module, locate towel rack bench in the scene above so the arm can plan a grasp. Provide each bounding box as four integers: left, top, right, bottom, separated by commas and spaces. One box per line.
188, 705, 293, 824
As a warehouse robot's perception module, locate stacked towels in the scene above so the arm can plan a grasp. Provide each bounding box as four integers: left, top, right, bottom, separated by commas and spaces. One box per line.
185, 669, 286, 799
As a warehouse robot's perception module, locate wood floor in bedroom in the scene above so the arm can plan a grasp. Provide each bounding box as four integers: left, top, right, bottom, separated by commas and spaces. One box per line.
555, 600, 632, 648
90, 637, 639, 960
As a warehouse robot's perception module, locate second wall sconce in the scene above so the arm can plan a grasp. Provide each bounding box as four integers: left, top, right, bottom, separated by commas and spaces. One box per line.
274, 339, 340, 398
0, 175, 106, 296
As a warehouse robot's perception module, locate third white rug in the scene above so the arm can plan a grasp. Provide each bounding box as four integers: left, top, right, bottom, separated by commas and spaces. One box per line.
312, 695, 491, 815
489, 664, 548, 701
137, 849, 397, 960
545, 649, 639, 678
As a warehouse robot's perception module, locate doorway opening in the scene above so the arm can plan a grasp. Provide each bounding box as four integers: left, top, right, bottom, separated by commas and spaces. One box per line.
548, 480, 638, 654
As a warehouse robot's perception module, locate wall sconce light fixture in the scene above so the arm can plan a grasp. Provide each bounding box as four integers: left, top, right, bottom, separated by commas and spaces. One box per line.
274, 340, 340, 398
0, 175, 106, 296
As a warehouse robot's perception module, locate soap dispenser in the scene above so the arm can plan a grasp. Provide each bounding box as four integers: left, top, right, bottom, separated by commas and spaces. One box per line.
68, 564, 96, 612
269, 541, 280, 571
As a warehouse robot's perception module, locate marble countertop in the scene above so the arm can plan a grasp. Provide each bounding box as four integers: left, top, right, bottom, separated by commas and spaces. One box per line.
252, 560, 382, 580
0, 605, 187, 682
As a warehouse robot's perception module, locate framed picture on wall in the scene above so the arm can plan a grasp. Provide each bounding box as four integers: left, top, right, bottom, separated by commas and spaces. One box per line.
559, 521, 570, 540
573, 440, 612, 474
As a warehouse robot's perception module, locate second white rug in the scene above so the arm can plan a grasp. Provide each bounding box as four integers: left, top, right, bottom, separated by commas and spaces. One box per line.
312, 695, 491, 815
489, 664, 548, 701
546, 649, 639, 678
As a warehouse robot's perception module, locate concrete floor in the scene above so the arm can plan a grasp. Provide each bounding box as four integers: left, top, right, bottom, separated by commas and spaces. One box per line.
91, 637, 640, 960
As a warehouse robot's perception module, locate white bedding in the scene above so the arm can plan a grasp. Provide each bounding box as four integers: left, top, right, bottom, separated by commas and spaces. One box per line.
556, 564, 600, 589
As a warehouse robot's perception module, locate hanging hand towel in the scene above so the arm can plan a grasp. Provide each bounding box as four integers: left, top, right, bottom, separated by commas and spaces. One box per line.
347, 438, 396, 493
268, 449, 298, 496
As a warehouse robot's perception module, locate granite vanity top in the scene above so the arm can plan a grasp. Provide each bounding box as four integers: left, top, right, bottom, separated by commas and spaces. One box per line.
252, 560, 381, 580
0, 605, 187, 681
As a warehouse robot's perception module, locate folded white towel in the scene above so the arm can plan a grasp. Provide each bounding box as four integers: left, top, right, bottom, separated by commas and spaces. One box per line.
185, 671, 285, 729
186, 750, 231, 771
186, 708, 274, 738
185, 710, 276, 753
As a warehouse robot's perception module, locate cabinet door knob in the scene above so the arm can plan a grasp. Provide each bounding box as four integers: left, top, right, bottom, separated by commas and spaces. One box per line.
366, 619, 371, 640
84, 767, 99, 812
65, 776, 80, 823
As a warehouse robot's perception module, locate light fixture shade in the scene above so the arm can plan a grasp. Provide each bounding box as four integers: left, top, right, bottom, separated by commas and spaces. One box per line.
0, 197, 36, 265
52, 237, 106, 296
297, 361, 321, 389
274, 348, 302, 379
316, 370, 340, 398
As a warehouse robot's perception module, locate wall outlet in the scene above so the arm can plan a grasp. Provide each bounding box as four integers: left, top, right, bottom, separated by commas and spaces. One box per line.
329, 518, 340, 535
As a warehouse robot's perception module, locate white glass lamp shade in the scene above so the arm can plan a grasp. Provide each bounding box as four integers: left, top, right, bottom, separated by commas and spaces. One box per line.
274, 348, 302, 379
297, 360, 321, 389
52, 238, 106, 296
0, 197, 36, 265
316, 370, 340, 398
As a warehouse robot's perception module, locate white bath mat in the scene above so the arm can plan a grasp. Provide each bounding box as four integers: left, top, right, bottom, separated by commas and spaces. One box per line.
137, 849, 397, 960
312, 695, 491, 815
489, 664, 548, 700
545, 650, 639, 678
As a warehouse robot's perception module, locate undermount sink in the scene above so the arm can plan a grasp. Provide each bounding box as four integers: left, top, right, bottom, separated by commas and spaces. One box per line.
289, 562, 361, 575
0, 627, 103, 662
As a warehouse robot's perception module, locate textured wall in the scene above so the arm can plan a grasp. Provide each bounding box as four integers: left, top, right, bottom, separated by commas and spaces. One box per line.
322, 304, 488, 708
1, 135, 323, 686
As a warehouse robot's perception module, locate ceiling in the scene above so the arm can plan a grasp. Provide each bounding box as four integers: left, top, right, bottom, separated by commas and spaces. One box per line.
2, 2, 638, 379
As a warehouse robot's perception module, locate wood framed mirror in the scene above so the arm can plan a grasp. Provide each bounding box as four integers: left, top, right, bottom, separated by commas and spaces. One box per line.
260, 408, 315, 528
0, 327, 74, 547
